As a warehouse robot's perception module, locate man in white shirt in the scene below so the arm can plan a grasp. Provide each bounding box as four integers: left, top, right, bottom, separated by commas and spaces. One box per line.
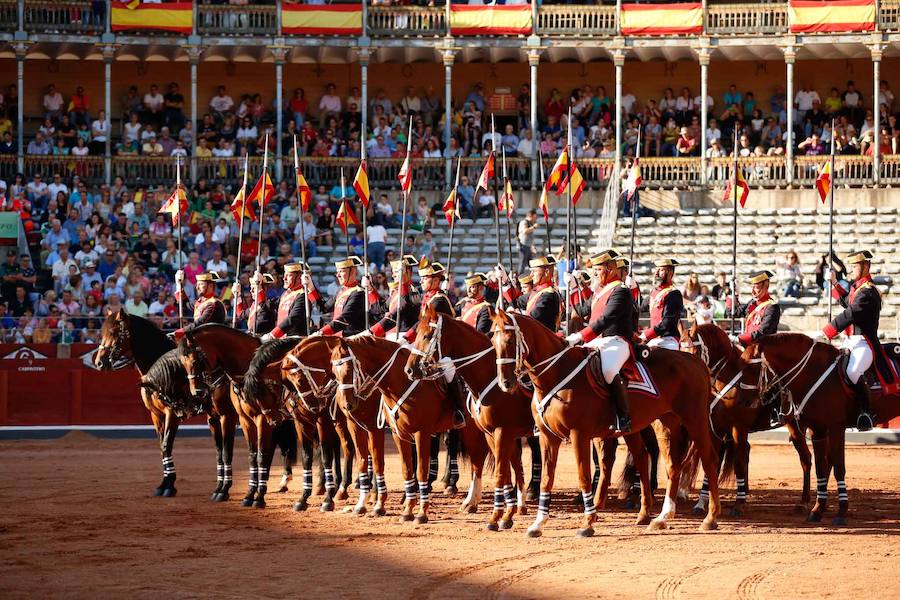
209, 85, 234, 118
620, 88, 637, 117
143, 84, 164, 127
319, 83, 341, 119
694, 93, 713, 114
293, 213, 317, 257
793, 84, 820, 122
212, 138, 234, 158
47, 173, 69, 201
517, 128, 536, 158
401, 87, 421, 114
52, 247, 78, 293
206, 249, 229, 277
43, 84, 64, 122
366, 222, 388, 270
148, 290, 168, 316
705, 119, 722, 148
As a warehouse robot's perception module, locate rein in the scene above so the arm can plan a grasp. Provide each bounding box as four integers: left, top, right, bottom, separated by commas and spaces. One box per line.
285, 352, 336, 415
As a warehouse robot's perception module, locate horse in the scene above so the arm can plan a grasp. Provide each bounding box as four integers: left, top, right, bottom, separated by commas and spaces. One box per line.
681, 323, 813, 515
492, 309, 721, 537
739, 332, 900, 525
94, 310, 234, 500
178, 324, 285, 508
244, 336, 357, 513
331, 335, 492, 524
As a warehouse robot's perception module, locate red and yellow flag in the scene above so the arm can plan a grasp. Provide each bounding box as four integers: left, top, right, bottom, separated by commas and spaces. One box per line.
336, 200, 359, 234
538, 187, 549, 220
442, 188, 458, 226
789, 0, 875, 34
620, 3, 703, 36
815, 161, 832, 204
296, 168, 311, 213
398, 156, 412, 196
569, 165, 586, 206
160, 185, 188, 226
230, 184, 256, 226
353, 160, 370, 208
546, 147, 570, 195
450, 5, 532, 36
111, 2, 193, 34
475, 153, 495, 194
723, 165, 750, 208
281, 5, 363, 35
624, 158, 643, 201
249, 171, 275, 212
499, 179, 515, 218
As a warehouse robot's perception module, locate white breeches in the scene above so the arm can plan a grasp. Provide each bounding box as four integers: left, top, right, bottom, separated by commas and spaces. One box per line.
584, 335, 631, 383
647, 336, 680, 351
841, 335, 873, 384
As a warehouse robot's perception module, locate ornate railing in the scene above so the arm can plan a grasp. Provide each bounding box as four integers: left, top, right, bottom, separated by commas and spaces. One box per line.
197, 4, 277, 37
881, 155, 900, 185
706, 2, 789, 35
0, 0, 17, 32
21, 155, 106, 182
536, 6, 617, 36
707, 156, 790, 187
792, 155, 873, 187
881, 0, 900, 31
367, 6, 447, 37
24, 0, 105, 35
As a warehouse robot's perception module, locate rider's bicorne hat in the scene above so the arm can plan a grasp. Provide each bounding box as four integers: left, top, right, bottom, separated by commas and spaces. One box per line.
390, 254, 418, 272
258, 273, 276, 284
518, 272, 534, 285
335, 256, 363, 270
589, 248, 621, 266
616, 257, 630, 270
654, 258, 680, 268
196, 271, 224, 283
284, 262, 309, 274
748, 270, 775, 284
464, 272, 487, 286
418, 261, 445, 278
847, 250, 874, 264
528, 255, 558, 269
575, 271, 591, 285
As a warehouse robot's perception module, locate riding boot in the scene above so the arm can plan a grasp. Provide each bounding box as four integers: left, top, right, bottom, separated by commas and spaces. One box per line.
853, 376, 874, 432
607, 374, 631, 433
446, 377, 467, 429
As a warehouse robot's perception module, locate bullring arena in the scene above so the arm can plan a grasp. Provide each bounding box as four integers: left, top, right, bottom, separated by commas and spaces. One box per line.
3, 1, 900, 599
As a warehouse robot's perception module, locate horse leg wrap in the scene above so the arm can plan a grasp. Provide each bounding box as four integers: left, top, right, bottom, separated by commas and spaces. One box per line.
837, 480, 848, 503
699, 477, 709, 500
418, 480, 430, 504
591, 468, 600, 492
449, 458, 459, 481
582, 490, 596, 516
632, 471, 641, 493
358, 472, 371, 495
503, 484, 516, 509
493, 488, 504, 511
735, 478, 747, 501
531, 458, 541, 482
323, 468, 336, 493
223, 464, 233, 486
257, 467, 268, 493
816, 477, 828, 501
367, 455, 374, 481
249, 466, 258, 489
428, 459, 438, 482
404, 479, 417, 502
537, 491, 551, 518
162, 456, 175, 478
375, 474, 387, 495
216, 463, 225, 487
303, 469, 314, 492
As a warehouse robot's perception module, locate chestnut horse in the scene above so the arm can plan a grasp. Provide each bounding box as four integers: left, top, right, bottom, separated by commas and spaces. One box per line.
94, 310, 234, 500
739, 333, 900, 525
331, 336, 492, 524
492, 310, 721, 537
681, 323, 813, 515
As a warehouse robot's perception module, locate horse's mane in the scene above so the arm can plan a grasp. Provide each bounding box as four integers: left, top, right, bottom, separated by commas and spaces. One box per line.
106, 311, 173, 371
416, 303, 440, 337
493, 310, 563, 347
142, 348, 188, 399
243, 336, 302, 400
758, 332, 838, 357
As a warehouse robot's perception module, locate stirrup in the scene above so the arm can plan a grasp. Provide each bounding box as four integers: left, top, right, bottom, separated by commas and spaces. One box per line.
856, 413, 874, 432
769, 407, 785, 428
611, 414, 632, 433
452, 410, 466, 430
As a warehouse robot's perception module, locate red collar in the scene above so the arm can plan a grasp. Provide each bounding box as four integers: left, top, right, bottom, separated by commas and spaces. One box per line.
753, 293, 771, 304
852, 275, 873, 289
469, 296, 484, 303
533, 283, 551, 292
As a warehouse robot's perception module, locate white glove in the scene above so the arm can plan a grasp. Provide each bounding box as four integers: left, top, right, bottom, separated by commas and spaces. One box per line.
439, 280, 449, 292
385, 331, 400, 342
361, 275, 371, 290
625, 275, 636, 289
301, 273, 312, 289
349, 330, 373, 340
250, 270, 263, 288
564, 272, 574, 287
638, 331, 647, 343
260, 333, 273, 343
309, 330, 322, 338
174, 269, 185, 291
728, 334, 741, 344
494, 265, 509, 285
565, 332, 583, 347
231, 282, 241, 300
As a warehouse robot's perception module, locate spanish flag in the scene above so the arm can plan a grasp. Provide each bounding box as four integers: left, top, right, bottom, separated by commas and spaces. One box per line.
249, 171, 275, 211
624, 158, 642, 201
442, 188, 458, 226
352, 160, 370, 208
398, 155, 412, 197
499, 179, 515, 218
620, 3, 703, 36
538, 186, 549, 220
281, 5, 363, 35
723, 165, 750, 208
815, 160, 832, 204
111, 2, 193, 34
546, 147, 570, 195
160, 185, 188, 226
789, 0, 875, 34
450, 5, 532, 36
336, 200, 359, 234
230, 184, 256, 226
475, 153, 495, 194
296, 168, 312, 212
569, 165, 586, 206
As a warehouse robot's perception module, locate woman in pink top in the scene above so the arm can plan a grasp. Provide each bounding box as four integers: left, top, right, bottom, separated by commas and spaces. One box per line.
183, 252, 204, 287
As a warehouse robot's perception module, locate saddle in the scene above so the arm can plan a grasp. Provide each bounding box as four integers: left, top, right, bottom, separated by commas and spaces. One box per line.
585, 343, 642, 396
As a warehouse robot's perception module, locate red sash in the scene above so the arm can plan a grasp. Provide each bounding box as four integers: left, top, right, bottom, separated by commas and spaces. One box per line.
460, 299, 487, 327
276, 288, 304, 323
649, 285, 674, 327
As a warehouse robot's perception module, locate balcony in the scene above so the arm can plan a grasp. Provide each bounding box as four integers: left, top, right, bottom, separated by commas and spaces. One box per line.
24, 0, 105, 36
0, 0, 17, 32
536, 5, 617, 37
197, 3, 278, 37
882, 0, 900, 31
706, 2, 789, 35
367, 6, 447, 37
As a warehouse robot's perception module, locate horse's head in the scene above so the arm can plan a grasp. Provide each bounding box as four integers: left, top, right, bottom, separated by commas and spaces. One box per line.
682, 323, 733, 370
736, 340, 767, 405
404, 304, 444, 380
491, 309, 520, 393
330, 339, 360, 413
178, 333, 211, 399
95, 309, 133, 370
280, 338, 332, 416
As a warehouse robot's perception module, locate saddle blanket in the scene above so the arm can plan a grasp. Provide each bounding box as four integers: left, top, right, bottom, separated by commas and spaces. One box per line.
588, 354, 659, 400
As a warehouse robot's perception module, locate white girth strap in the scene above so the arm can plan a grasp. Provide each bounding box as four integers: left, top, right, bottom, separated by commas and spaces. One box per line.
536, 352, 593, 413
795, 357, 839, 416
710, 370, 743, 413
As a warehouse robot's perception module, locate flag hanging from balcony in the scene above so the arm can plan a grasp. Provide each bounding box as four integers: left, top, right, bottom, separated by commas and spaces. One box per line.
789, 0, 875, 33
296, 169, 312, 213
620, 3, 703, 36
450, 5, 532, 36
624, 158, 642, 201
111, 2, 193, 34
442, 188, 458, 226
475, 153, 496, 194
499, 180, 516, 218
160, 185, 188, 227
249, 172, 275, 212
815, 161, 832, 204
230, 184, 256, 227
545, 147, 570, 195
353, 160, 370, 208
723, 166, 750, 208
336, 200, 359, 234
281, 5, 363, 35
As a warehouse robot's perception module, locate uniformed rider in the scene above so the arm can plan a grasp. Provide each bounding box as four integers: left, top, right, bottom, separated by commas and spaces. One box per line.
261, 262, 320, 341
318, 256, 377, 337
637, 258, 685, 351
173, 271, 227, 340
234, 271, 277, 335
367, 254, 419, 339
456, 272, 492, 335
729, 270, 781, 347
565, 249, 636, 432
501, 255, 561, 332
822, 250, 899, 431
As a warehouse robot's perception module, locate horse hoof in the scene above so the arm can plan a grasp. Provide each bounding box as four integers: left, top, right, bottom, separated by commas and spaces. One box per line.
210, 492, 220, 501
214, 492, 229, 503
293, 500, 308, 512
320, 501, 334, 513
691, 506, 705, 516
161, 488, 177, 498
807, 512, 823, 523
499, 519, 514, 530
253, 500, 266, 509
465, 504, 478, 515
831, 516, 848, 527
373, 507, 387, 517
634, 515, 651, 526
699, 520, 718, 531
414, 515, 429, 525
576, 527, 595, 538
444, 485, 458, 497
335, 488, 349, 501
154, 487, 165, 497
525, 528, 542, 538
353, 507, 367, 517
646, 520, 667, 532
241, 497, 254, 507
486, 522, 500, 531
400, 514, 415, 523
728, 507, 744, 518
525, 485, 539, 502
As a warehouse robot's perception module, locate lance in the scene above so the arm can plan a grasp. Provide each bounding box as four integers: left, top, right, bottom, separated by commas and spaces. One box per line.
565, 107, 574, 335
502, 145, 514, 276
360, 125, 370, 330
490, 115, 504, 275
232, 152, 249, 327
397, 116, 413, 331
445, 156, 462, 274
175, 154, 184, 329
255, 132, 269, 272
340, 168, 350, 257
730, 127, 739, 335
293, 135, 311, 334
627, 127, 642, 276
827, 117, 836, 321
538, 148, 551, 255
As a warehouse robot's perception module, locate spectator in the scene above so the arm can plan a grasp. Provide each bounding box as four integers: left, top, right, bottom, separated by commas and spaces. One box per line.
90, 110, 108, 155
777, 250, 803, 298
69, 86, 90, 127
517, 210, 538, 273
210, 85, 234, 121
43, 84, 64, 122
676, 127, 697, 157
163, 82, 185, 131
27, 133, 51, 155
143, 83, 164, 128
366, 221, 387, 271
319, 83, 341, 121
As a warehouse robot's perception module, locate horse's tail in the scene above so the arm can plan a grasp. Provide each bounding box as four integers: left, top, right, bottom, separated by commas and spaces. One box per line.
718, 439, 736, 486
242, 337, 303, 402
679, 440, 703, 492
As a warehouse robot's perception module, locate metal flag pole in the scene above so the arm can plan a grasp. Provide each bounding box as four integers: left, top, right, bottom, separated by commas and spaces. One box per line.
538, 148, 551, 255
294, 135, 311, 334
730, 127, 739, 335
627, 127, 641, 275
360, 128, 370, 330
565, 107, 574, 335
255, 132, 269, 272
397, 116, 413, 324
445, 156, 462, 273
490, 114, 504, 274
340, 168, 350, 257
232, 152, 249, 327
502, 145, 514, 275
827, 118, 836, 321
175, 154, 184, 329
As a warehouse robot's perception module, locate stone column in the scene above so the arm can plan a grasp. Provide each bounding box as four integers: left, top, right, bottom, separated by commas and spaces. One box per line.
14, 42, 27, 173
699, 46, 710, 186
784, 45, 796, 186
443, 48, 456, 183
186, 45, 203, 182
360, 47, 370, 145
613, 48, 625, 168
871, 43, 883, 185
270, 45, 289, 180
101, 44, 117, 185
529, 48, 540, 189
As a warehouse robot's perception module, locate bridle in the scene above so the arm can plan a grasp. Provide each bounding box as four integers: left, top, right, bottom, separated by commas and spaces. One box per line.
284, 351, 337, 416
493, 312, 571, 382
97, 322, 134, 370
413, 315, 495, 382
680, 329, 727, 380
